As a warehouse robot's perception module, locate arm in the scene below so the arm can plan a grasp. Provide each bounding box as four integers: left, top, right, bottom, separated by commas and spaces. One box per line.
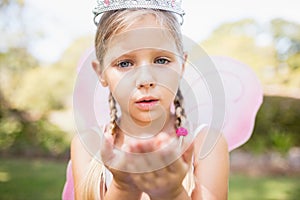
71, 133, 142, 200
191, 133, 229, 200
71, 134, 92, 200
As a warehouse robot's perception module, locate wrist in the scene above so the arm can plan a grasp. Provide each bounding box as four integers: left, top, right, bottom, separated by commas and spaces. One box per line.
105, 179, 142, 200
150, 185, 190, 200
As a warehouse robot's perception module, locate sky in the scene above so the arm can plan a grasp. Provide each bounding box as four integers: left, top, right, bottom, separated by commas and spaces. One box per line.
23, 0, 300, 63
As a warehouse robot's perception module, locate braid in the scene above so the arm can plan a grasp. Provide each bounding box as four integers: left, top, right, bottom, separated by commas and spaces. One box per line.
108, 92, 118, 136
174, 89, 186, 129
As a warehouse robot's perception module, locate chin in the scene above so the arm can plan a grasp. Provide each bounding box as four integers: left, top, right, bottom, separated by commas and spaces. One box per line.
131, 110, 167, 125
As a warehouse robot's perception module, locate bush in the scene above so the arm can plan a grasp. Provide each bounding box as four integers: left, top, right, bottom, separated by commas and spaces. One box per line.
242, 96, 300, 154
0, 115, 69, 158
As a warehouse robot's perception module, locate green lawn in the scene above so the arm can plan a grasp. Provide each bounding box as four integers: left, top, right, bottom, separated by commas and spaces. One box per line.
229, 174, 300, 200
0, 158, 299, 200
0, 158, 67, 200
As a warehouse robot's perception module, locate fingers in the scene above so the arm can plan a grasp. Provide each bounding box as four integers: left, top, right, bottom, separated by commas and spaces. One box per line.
100, 132, 129, 172
101, 130, 193, 175
129, 139, 152, 153
129, 132, 171, 153
159, 135, 193, 175
106, 132, 191, 195
153, 132, 171, 149
124, 133, 173, 174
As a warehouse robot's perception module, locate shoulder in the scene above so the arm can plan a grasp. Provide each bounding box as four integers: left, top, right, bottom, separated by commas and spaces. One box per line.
71, 126, 104, 180
193, 126, 228, 164
71, 134, 90, 158
71, 126, 105, 163
71, 134, 93, 176
71, 133, 83, 152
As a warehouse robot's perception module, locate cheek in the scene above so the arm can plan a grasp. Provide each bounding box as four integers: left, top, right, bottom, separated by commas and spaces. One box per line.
154, 66, 181, 95
106, 72, 135, 108
105, 69, 128, 91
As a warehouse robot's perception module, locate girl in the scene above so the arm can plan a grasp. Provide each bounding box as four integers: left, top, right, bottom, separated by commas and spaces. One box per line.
68, 4, 229, 200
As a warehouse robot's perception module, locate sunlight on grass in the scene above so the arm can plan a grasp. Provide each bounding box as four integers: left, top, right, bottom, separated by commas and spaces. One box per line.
0, 171, 10, 182
229, 174, 300, 200
263, 180, 295, 199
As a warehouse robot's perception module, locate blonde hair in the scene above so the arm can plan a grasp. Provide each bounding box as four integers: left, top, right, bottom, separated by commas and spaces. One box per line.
81, 9, 194, 200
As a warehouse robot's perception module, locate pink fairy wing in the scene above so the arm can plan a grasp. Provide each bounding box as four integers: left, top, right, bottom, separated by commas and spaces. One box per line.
73, 49, 110, 134
176, 54, 263, 153
193, 56, 263, 151
62, 161, 74, 200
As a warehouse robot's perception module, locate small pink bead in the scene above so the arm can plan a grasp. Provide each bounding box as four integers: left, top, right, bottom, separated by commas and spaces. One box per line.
176, 127, 188, 137
171, 0, 175, 7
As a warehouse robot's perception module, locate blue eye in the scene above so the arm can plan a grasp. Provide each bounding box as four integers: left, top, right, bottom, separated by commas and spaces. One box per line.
155, 58, 170, 65
117, 60, 133, 68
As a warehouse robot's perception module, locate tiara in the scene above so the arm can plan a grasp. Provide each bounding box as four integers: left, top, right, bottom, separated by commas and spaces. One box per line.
93, 0, 185, 25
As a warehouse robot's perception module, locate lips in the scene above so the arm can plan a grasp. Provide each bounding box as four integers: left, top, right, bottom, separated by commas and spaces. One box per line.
135, 96, 159, 110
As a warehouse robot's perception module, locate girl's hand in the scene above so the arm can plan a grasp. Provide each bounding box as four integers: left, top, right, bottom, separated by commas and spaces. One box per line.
128, 133, 194, 200
100, 131, 193, 199
100, 132, 141, 195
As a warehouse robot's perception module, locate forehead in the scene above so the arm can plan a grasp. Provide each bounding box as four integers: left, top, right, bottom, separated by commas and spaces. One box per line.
103, 14, 179, 63
112, 28, 177, 50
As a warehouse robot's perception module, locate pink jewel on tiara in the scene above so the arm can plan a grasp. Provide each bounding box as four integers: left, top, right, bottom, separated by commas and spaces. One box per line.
104, 0, 110, 6
176, 127, 188, 137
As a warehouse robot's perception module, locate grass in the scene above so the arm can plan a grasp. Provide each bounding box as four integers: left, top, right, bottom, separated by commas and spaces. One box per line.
0, 158, 67, 200
0, 158, 300, 200
229, 174, 300, 200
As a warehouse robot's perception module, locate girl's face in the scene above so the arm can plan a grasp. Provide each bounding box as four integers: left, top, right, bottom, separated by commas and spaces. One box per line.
94, 14, 185, 128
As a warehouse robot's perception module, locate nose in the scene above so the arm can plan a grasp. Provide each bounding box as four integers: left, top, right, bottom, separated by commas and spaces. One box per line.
135, 66, 156, 89
136, 81, 156, 89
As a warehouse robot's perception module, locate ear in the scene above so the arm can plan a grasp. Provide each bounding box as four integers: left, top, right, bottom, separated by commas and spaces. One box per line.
92, 60, 108, 87
180, 52, 188, 77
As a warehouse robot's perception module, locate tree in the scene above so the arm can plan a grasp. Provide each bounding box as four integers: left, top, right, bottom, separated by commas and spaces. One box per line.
0, 0, 69, 157
201, 18, 300, 89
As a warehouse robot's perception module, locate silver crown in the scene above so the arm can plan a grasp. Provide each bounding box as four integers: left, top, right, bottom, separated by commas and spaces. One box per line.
93, 0, 185, 25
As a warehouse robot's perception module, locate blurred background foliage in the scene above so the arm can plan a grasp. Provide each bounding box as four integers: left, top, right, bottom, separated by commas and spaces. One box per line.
0, 0, 299, 159
0, 0, 92, 157
201, 18, 300, 154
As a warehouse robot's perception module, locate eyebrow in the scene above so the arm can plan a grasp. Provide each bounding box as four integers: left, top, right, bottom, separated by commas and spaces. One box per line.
108, 48, 178, 64
118, 49, 177, 57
